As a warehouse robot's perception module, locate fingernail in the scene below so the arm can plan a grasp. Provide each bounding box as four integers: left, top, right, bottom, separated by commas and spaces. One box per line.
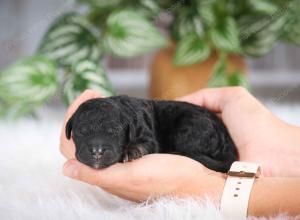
63, 162, 78, 178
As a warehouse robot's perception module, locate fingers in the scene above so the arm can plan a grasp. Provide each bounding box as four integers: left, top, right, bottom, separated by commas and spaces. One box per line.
177, 86, 248, 113
63, 159, 105, 186
64, 89, 101, 123
63, 159, 129, 188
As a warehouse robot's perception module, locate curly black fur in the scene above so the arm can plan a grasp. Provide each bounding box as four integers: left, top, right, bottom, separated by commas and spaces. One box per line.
66, 96, 238, 172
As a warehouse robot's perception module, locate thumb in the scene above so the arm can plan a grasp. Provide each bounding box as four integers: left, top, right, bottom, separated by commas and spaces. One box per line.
63, 159, 104, 186
177, 87, 246, 113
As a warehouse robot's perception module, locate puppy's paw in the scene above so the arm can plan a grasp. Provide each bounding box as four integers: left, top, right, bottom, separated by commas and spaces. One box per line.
123, 144, 147, 163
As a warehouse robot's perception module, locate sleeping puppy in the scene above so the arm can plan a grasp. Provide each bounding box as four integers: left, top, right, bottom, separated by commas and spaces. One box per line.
66, 96, 238, 173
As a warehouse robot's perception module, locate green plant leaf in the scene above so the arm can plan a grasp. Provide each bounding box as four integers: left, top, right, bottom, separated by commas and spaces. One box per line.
208, 55, 249, 88
173, 34, 211, 66
77, 0, 122, 8
283, 18, 300, 45
0, 99, 7, 118
227, 71, 249, 89
281, 4, 300, 46
197, 0, 216, 27
209, 17, 241, 53
248, 0, 278, 14
208, 54, 227, 87
63, 60, 115, 105
138, 0, 161, 18
239, 14, 287, 56
103, 10, 167, 58
38, 12, 103, 67
171, 10, 204, 41
0, 56, 58, 118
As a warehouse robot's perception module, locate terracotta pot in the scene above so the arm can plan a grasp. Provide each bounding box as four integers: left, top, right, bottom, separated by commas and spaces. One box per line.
149, 45, 246, 100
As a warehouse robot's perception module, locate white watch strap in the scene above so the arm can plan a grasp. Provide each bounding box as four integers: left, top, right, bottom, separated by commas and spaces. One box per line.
220, 162, 261, 220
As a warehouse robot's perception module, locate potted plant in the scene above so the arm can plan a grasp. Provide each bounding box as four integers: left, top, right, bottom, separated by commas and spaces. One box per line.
0, 0, 299, 118
150, 0, 300, 98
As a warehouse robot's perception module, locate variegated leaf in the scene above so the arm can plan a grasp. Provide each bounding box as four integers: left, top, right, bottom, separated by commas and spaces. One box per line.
103, 10, 166, 58
227, 71, 249, 89
78, 0, 122, 8
208, 54, 227, 87
172, 10, 204, 41
63, 60, 115, 105
0, 56, 58, 117
173, 34, 211, 65
248, 0, 278, 14
197, 0, 216, 27
38, 12, 102, 67
139, 0, 160, 18
284, 19, 300, 45
239, 14, 287, 56
209, 17, 241, 53
282, 4, 300, 46
208, 55, 249, 88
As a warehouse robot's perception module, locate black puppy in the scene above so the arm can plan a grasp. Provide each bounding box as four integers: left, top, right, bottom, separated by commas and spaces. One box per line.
66, 96, 237, 172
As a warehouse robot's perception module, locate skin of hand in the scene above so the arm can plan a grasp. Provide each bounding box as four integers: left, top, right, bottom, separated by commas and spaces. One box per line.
179, 87, 300, 177
63, 155, 225, 202
60, 90, 225, 202
60, 87, 300, 212
248, 177, 300, 216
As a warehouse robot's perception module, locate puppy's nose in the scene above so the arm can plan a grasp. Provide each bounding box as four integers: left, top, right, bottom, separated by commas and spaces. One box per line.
89, 147, 104, 160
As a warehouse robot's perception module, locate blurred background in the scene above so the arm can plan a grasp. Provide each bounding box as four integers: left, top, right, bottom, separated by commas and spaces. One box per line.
0, 0, 300, 122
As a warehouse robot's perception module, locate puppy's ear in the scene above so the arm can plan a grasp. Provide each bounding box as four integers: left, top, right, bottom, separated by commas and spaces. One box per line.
65, 115, 74, 140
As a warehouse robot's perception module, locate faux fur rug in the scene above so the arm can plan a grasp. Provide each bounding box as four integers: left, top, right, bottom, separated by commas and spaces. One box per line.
0, 104, 299, 220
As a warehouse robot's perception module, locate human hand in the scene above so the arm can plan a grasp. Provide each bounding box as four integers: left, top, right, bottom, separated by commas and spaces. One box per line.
179, 87, 300, 177
63, 153, 225, 202
60, 91, 224, 202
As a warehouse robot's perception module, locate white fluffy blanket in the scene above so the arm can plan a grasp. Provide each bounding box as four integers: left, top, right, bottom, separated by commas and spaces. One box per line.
0, 104, 299, 220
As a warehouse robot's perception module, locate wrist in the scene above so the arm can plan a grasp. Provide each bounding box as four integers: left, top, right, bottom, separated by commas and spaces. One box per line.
220, 162, 262, 219
248, 177, 300, 217
193, 171, 226, 204
247, 177, 267, 216
212, 175, 226, 205
274, 125, 300, 176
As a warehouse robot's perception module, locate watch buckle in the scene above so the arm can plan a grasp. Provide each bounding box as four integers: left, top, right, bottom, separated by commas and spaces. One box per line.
227, 170, 258, 178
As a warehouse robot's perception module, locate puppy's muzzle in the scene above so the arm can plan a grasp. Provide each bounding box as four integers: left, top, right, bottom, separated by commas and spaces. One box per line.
89, 147, 104, 161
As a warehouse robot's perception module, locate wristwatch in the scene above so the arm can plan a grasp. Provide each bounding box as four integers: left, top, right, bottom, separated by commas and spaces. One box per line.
220, 161, 261, 220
